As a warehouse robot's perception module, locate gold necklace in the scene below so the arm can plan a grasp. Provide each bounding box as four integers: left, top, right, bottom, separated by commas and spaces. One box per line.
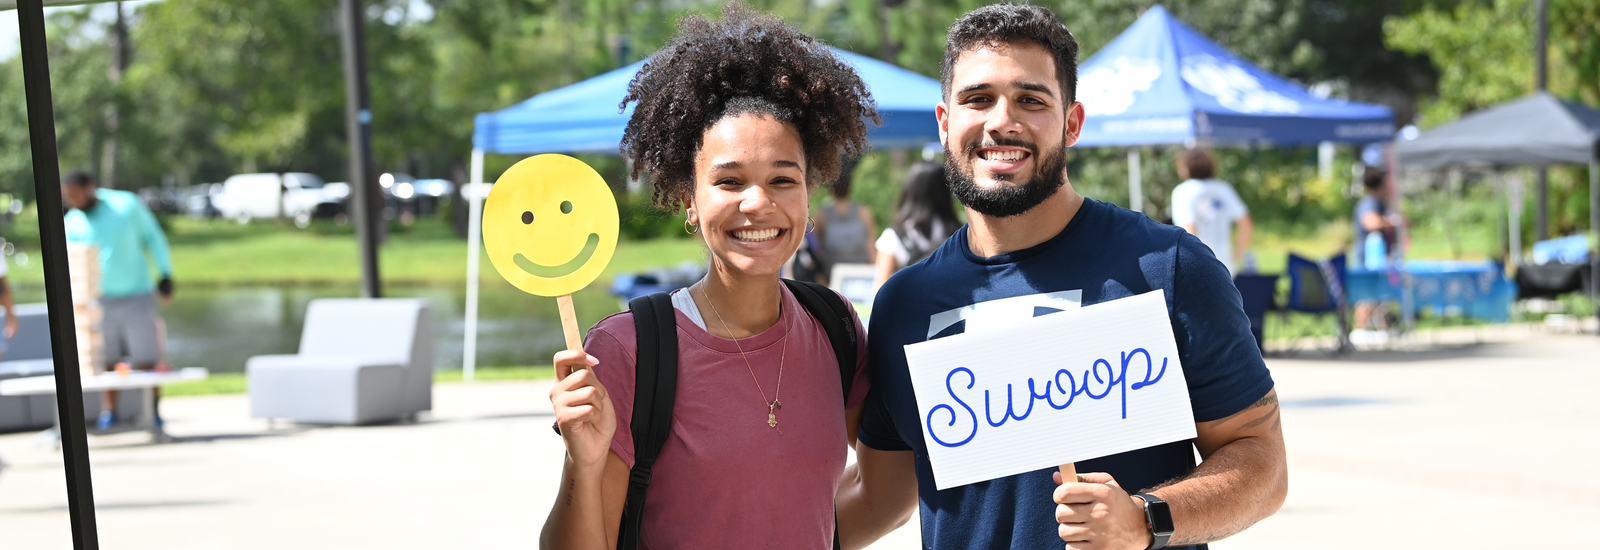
700, 285, 787, 429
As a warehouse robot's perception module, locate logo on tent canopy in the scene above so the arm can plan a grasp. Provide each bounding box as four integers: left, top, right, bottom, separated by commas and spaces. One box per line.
1180, 56, 1299, 114
1078, 57, 1162, 116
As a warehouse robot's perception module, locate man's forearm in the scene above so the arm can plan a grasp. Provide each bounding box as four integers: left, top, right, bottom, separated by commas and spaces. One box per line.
835, 463, 912, 550
836, 444, 919, 550
1150, 431, 1286, 544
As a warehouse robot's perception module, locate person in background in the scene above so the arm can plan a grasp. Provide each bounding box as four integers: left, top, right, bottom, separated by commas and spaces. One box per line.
0, 252, 17, 355
1169, 146, 1253, 274
873, 161, 960, 290
813, 157, 877, 279
0, 253, 12, 477
1352, 165, 1402, 335
61, 170, 175, 430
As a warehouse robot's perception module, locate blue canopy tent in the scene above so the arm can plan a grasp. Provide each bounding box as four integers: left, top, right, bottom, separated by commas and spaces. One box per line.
461, 47, 943, 378
471, 47, 943, 155
1074, 5, 1395, 211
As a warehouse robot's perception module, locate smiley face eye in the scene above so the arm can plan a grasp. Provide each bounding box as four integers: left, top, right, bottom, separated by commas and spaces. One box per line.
521, 211, 534, 224
560, 201, 573, 214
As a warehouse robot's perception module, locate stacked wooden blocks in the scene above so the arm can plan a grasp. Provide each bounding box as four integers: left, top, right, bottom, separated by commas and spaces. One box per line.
66, 244, 102, 376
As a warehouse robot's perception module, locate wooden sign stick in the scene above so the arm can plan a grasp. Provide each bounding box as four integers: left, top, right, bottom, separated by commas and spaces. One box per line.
1060, 463, 1076, 483
556, 294, 584, 352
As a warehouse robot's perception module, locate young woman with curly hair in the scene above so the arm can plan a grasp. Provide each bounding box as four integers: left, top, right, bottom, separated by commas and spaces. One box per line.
540, 4, 893, 549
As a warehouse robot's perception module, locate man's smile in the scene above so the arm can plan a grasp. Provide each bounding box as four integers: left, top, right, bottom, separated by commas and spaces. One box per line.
514, 233, 601, 278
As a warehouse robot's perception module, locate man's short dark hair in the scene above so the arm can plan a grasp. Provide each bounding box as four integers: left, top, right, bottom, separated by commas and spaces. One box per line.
63, 170, 96, 187
1178, 147, 1217, 180
1362, 166, 1387, 191
940, 3, 1080, 103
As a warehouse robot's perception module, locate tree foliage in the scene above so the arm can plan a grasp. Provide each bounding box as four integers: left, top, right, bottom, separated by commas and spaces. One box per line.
1, 0, 1590, 237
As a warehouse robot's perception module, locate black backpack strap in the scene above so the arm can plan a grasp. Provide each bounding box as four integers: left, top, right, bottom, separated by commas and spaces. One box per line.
781, 279, 857, 403
784, 279, 855, 550
618, 292, 678, 550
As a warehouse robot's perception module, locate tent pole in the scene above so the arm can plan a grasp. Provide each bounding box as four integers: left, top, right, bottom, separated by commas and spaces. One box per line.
1495, 172, 1507, 263
464, 149, 485, 381
1318, 141, 1335, 181
18, 0, 100, 547
1510, 173, 1524, 269
1590, 158, 1598, 336
1128, 148, 1143, 214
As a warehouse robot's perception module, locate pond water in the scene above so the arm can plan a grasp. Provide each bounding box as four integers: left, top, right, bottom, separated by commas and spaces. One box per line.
19, 281, 637, 373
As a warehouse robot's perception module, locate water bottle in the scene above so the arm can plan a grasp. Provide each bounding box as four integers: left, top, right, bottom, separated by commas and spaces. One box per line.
1363, 232, 1387, 270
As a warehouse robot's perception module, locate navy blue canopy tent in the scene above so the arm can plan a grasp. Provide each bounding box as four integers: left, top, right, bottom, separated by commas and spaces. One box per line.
1073, 5, 1395, 209
462, 47, 943, 377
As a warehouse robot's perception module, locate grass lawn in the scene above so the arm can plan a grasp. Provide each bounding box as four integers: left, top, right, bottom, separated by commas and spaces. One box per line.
5, 214, 706, 290
161, 365, 557, 398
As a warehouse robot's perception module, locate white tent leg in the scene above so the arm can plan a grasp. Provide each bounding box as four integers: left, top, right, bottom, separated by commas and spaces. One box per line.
1590, 159, 1598, 336
1509, 173, 1524, 265
464, 148, 485, 382
1128, 148, 1143, 215
1318, 141, 1335, 181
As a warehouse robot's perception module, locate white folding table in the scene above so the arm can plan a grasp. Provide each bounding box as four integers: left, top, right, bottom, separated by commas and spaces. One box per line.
0, 367, 209, 444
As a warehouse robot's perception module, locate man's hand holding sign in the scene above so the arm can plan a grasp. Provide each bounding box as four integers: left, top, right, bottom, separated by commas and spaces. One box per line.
482, 154, 621, 472
904, 291, 1285, 549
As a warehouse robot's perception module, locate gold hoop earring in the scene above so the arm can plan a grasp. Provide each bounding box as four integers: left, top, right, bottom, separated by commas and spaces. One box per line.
684, 220, 699, 235
805, 217, 815, 234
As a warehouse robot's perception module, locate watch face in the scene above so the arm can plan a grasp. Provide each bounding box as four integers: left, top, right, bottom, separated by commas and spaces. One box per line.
1147, 499, 1176, 535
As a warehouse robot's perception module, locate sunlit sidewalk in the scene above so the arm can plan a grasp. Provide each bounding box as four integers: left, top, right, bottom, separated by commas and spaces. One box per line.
1, 325, 1596, 549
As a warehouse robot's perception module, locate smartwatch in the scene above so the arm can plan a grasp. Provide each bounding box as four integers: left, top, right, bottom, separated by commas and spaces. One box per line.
1132, 493, 1174, 550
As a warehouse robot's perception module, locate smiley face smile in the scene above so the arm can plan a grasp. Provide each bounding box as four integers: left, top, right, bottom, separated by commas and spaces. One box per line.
513, 233, 600, 278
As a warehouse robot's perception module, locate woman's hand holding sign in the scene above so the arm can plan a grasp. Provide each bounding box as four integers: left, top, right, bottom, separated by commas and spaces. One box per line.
551, 350, 615, 471
1052, 471, 1150, 550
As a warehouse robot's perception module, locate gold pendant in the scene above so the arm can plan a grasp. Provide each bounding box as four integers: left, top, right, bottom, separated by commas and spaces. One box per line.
767, 412, 778, 428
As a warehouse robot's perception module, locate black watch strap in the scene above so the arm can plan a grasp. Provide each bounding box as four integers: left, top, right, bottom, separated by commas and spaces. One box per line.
1133, 493, 1174, 550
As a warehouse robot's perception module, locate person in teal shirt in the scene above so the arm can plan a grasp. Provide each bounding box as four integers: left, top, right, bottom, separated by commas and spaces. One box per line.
62, 170, 175, 430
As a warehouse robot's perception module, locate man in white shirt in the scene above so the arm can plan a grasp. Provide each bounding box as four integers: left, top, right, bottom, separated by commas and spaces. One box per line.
1169, 147, 1252, 274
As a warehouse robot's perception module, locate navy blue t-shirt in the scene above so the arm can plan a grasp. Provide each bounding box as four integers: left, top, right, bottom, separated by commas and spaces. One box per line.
859, 198, 1273, 550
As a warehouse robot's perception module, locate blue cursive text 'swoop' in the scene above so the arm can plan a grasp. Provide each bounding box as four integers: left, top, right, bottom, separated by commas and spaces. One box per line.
925, 348, 1170, 448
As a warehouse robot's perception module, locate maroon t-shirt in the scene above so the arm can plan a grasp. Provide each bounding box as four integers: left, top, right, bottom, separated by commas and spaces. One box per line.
586, 285, 870, 549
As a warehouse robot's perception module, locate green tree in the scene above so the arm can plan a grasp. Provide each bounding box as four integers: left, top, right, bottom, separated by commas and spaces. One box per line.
1386, 0, 1598, 239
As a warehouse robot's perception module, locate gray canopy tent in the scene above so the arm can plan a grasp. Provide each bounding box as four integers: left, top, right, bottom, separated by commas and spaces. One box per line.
1396, 92, 1600, 334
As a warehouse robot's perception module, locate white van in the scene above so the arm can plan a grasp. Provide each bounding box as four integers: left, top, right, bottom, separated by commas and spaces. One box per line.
215, 172, 329, 226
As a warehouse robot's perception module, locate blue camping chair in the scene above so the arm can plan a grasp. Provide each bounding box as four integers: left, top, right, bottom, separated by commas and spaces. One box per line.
1280, 253, 1351, 354
1232, 273, 1279, 355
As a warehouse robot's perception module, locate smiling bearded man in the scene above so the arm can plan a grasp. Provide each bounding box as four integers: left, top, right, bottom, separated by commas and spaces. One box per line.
836, 4, 1289, 550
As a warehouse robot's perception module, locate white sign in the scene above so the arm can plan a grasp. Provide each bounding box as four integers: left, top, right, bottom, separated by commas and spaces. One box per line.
904, 291, 1197, 490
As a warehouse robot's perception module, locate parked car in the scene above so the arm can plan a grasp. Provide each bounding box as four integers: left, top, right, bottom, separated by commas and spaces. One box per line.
138, 187, 185, 215
214, 172, 341, 227
411, 179, 455, 217
182, 183, 223, 219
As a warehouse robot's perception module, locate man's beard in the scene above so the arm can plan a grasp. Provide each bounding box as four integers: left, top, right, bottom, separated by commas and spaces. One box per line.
944, 137, 1067, 218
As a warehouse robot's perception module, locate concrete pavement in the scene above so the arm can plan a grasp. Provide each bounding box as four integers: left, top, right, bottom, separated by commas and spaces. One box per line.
1, 325, 1595, 549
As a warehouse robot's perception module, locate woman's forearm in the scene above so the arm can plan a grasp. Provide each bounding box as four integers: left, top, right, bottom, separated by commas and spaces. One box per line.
541, 457, 613, 550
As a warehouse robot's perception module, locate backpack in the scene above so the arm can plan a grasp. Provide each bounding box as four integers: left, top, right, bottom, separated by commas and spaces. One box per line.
617, 279, 857, 550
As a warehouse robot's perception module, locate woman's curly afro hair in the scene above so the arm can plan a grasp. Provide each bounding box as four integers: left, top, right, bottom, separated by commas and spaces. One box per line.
619, 2, 880, 209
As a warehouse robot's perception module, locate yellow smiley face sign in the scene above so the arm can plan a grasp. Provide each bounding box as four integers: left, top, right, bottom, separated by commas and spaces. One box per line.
483, 154, 619, 297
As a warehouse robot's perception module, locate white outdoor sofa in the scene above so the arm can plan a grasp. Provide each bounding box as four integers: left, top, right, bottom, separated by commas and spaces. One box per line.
247, 298, 433, 425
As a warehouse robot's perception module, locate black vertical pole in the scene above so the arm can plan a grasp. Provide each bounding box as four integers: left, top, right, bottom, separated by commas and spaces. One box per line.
340, 0, 382, 298
17, 0, 100, 548
1535, 0, 1550, 241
